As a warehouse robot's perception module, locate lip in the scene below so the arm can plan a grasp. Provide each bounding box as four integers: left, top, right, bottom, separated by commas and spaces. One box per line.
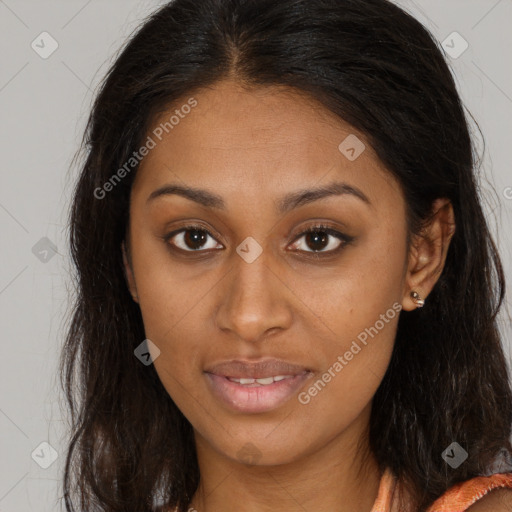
204, 358, 313, 413
204, 358, 311, 379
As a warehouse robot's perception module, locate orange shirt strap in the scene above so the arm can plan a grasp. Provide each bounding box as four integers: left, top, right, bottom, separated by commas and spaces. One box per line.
426, 472, 512, 512
370, 469, 512, 512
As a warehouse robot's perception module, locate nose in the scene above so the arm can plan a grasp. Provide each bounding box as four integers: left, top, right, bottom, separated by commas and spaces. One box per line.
214, 244, 293, 343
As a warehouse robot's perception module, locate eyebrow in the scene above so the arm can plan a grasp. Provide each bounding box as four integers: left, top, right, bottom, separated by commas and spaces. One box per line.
146, 180, 371, 213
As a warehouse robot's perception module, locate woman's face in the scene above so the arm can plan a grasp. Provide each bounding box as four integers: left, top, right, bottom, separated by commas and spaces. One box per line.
125, 79, 411, 466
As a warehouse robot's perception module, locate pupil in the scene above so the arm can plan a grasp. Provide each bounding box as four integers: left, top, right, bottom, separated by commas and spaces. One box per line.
306, 231, 328, 251
185, 229, 207, 249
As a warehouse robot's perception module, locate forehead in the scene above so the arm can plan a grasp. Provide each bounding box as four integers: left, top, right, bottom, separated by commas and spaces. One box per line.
133, 79, 400, 209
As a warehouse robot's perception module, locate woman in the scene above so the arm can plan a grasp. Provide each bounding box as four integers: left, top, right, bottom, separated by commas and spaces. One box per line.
61, 0, 512, 510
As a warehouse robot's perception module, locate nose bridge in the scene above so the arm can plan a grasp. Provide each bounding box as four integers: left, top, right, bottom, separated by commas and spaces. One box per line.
234, 242, 271, 299
215, 240, 292, 340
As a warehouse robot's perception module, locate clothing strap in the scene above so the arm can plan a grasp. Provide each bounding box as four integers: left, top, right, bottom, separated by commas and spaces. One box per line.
370, 467, 512, 512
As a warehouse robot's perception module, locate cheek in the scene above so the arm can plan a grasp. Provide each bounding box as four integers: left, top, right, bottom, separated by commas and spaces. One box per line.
293, 220, 407, 336
131, 224, 204, 335
291, 223, 406, 404
129, 229, 224, 412
289, 273, 402, 451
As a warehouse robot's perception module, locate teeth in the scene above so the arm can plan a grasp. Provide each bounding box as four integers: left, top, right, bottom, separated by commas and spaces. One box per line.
255, 377, 274, 385
228, 375, 292, 385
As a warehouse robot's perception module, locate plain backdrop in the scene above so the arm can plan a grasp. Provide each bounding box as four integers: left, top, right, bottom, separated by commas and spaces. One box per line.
0, 0, 511, 510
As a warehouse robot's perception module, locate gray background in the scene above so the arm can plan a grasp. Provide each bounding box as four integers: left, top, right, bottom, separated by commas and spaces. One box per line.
0, 0, 511, 510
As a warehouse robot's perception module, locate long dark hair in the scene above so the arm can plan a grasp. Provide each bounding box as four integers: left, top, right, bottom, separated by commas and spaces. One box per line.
61, 0, 512, 510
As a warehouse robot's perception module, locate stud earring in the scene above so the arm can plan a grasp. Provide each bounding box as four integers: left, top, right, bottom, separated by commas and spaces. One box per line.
410, 291, 425, 308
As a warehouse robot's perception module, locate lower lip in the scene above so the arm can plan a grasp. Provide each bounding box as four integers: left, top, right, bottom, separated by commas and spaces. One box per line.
205, 372, 312, 413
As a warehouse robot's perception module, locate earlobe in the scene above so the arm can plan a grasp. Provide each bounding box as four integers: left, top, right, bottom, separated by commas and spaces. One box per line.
402, 198, 456, 311
121, 241, 139, 303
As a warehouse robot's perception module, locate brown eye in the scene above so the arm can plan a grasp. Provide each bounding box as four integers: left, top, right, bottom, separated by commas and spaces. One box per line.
166, 226, 223, 252
290, 224, 353, 254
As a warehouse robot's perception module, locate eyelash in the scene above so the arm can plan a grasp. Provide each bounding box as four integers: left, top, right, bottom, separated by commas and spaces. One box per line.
163, 222, 354, 257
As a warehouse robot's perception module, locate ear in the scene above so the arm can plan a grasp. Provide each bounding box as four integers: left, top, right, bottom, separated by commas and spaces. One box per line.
402, 198, 456, 311
122, 240, 139, 303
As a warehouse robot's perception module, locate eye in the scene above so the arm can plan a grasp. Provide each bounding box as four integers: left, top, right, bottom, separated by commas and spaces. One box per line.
165, 224, 223, 252
289, 223, 353, 255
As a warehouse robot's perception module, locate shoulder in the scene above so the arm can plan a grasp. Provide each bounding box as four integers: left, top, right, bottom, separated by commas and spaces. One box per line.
466, 487, 512, 511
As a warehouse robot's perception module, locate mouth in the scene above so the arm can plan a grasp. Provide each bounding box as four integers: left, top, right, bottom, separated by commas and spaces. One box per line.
204, 370, 313, 413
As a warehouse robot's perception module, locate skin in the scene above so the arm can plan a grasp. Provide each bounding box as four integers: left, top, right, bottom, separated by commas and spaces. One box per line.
467, 488, 512, 511
122, 79, 457, 511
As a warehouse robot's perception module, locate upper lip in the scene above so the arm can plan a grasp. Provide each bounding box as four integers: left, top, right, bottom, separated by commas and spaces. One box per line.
205, 358, 311, 379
